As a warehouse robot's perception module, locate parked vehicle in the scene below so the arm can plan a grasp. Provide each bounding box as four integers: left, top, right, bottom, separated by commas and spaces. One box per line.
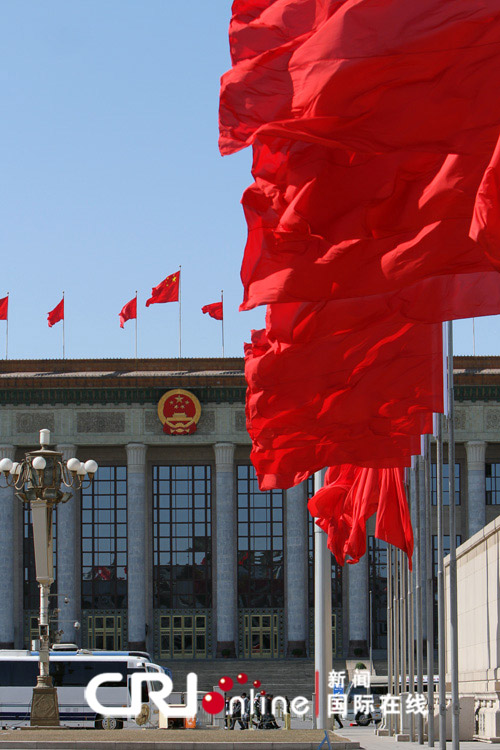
0, 649, 165, 728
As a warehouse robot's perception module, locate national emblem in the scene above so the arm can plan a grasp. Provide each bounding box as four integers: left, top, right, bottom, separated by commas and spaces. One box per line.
157, 389, 202, 435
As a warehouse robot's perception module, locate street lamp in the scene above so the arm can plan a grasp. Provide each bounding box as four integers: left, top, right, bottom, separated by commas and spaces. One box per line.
0, 429, 98, 727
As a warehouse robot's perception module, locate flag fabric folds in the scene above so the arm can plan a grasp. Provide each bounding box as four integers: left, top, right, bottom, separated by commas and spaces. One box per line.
0, 296, 8, 321
219, 0, 500, 561
145, 271, 180, 307
202, 301, 223, 320
119, 297, 137, 328
47, 298, 64, 328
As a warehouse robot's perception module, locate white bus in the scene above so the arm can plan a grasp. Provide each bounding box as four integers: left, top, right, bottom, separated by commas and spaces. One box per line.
0, 650, 166, 729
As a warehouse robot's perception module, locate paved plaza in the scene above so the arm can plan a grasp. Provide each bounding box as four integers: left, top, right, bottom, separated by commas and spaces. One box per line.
0, 725, 485, 749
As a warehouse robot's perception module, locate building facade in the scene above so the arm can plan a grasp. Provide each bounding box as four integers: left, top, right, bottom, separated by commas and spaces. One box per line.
0, 355, 499, 664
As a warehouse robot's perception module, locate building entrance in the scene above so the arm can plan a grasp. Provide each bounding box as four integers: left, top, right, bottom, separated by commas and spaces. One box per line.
243, 612, 280, 658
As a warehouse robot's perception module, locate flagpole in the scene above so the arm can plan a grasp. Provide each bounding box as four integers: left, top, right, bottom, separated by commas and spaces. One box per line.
424, 433, 435, 748
135, 291, 138, 360
5, 292, 8, 360
447, 320, 459, 750
178, 265, 182, 358
62, 291, 65, 359
221, 290, 224, 358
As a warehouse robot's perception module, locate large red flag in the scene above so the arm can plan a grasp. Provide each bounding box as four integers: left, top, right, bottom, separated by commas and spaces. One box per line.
0, 296, 8, 321
202, 301, 223, 320
47, 298, 64, 328
119, 297, 137, 328
145, 271, 180, 307
220, 0, 500, 156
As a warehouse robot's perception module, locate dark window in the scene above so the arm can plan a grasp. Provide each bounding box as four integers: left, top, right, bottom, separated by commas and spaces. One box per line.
432, 534, 462, 647
24, 507, 57, 610
307, 476, 342, 609
81, 466, 127, 609
153, 465, 212, 609
368, 537, 387, 650
237, 465, 284, 608
486, 463, 500, 505
431, 463, 460, 505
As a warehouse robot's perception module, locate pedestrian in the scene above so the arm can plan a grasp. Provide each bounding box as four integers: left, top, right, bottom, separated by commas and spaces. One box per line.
229, 694, 247, 730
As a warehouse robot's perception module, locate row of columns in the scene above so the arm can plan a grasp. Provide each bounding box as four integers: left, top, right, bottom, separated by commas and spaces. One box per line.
0, 439, 489, 652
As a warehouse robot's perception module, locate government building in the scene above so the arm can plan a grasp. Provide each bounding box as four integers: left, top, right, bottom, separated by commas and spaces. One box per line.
0, 355, 499, 666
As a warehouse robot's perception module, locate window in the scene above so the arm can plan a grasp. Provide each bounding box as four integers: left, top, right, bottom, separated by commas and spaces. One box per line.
153, 465, 212, 609
486, 463, 500, 505
368, 538, 387, 650
432, 534, 462, 647
24, 507, 56, 610
237, 465, 284, 608
81, 466, 127, 609
431, 463, 460, 505
307, 476, 342, 609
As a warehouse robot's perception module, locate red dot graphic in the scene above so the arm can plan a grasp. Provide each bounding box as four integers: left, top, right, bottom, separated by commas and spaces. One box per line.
253, 679, 261, 688
237, 672, 248, 685
218, 676, 234, 691
202, 691, 225, 714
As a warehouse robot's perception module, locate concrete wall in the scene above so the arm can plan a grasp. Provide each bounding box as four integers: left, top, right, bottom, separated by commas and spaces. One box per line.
445, 515, 500, 741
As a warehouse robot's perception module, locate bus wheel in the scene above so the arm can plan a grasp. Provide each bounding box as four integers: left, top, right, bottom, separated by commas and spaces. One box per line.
95, 716, 123, 730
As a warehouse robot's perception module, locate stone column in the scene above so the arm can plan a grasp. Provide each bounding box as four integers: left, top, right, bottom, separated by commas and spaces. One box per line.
348, 549, 369, 656
466, 441, 487, 538
0, 445, 16, 648
214, 443, 237, 657
285, 482, 308, 655
56, 444, 79, 645
126, 443, 147, 650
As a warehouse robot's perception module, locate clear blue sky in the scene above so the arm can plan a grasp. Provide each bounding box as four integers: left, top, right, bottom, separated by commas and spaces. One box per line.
0, 2, 497, 360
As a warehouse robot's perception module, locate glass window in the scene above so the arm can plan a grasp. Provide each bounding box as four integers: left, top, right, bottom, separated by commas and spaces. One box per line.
368, 537, 387, 650
486, 463, 500, 505
237, 465, 284, 608
80, 466, 127, 610
432, 534, 462, 647
153, 465, 212, 609
431, 463, 460, 505
307, 476, 342, 609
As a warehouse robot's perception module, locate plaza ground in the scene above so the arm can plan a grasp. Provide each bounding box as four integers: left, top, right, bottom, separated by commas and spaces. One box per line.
0, 725, 487, 749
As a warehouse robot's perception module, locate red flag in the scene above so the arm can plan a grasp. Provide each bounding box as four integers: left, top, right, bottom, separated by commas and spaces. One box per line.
145, 271, 180, 307
119, 297, 137, 328
202, 301, 223, 320
0, 296, 8, 321
47, 298, 64, 328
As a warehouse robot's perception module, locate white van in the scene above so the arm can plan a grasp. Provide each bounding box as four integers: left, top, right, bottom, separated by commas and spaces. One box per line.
0, 650, 165, 728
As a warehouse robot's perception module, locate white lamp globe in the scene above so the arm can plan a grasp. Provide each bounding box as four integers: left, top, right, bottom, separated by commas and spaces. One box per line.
77, 462, 87, 477
32, 457, 46, 471
67, 458, 80, 473
84, 460, 98, 476
10, 461, 21, 476
0, 458, 13, 473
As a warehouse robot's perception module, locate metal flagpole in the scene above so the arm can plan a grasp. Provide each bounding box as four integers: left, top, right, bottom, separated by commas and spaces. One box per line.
424, 433, 435, 747
62, 291, 65, 359
447, 320, 460, 750
178, 265, 182, 358
221, 290, 225, 358
5, 292, 8, 360
387, 547, 394, 736
415, 457, 425, 744
393, 547, 400, 733
135, 291, 138, 360
472, 318, 476, 356
407, 471, 415, 742
399, 550, 407, 734
314, 468, 332, 730
436, 413, 446, 750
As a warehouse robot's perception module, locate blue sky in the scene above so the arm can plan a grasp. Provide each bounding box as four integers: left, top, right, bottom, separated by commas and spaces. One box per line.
0, 2, 497, 360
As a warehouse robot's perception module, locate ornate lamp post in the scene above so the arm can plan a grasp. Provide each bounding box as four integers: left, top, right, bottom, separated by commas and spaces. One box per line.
0, 429, 98, 727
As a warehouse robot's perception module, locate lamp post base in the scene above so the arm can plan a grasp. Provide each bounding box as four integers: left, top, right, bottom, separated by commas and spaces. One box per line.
30, 687, 60, 727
